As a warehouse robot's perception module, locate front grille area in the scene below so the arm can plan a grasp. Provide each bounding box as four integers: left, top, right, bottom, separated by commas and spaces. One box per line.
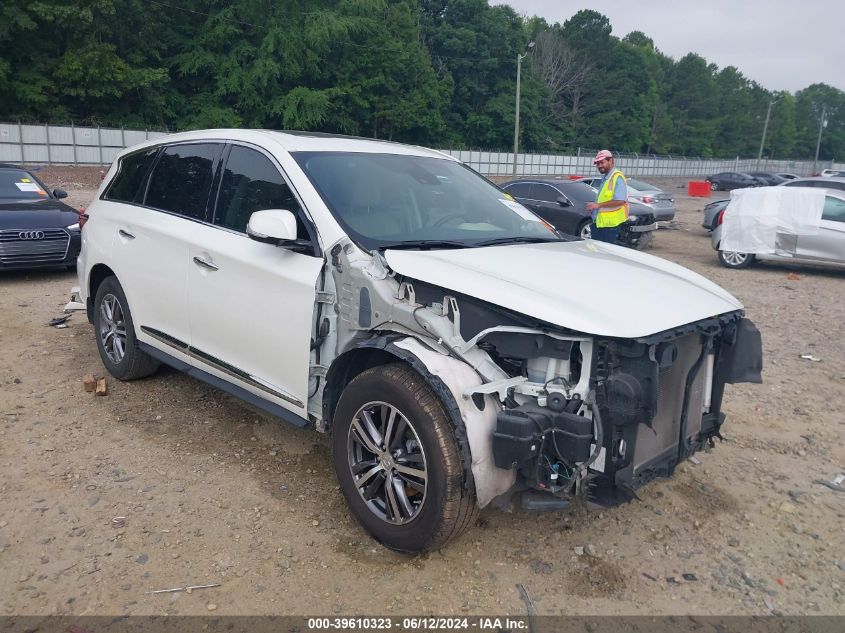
633, 333, 704, 472
0, 228, 70, 265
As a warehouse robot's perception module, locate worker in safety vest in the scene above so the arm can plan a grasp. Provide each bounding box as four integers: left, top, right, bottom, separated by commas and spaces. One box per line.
585, 149, 628, 243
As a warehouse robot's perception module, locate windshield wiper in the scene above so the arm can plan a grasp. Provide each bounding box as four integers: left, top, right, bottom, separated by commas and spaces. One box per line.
472, 236, 564, 247
376, 240, 474, 251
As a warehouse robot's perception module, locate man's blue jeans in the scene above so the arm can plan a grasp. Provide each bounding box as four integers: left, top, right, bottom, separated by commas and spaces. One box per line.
591, 224, 620, 244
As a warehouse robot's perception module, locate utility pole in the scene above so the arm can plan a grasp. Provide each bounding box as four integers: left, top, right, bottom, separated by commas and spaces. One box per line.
756, 99, 776, 171
512, 41, 534, 176
813, 104, 827, 174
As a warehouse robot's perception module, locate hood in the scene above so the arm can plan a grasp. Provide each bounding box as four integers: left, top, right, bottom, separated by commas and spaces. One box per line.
0, 199, 79, 230
384, 241, 743, 338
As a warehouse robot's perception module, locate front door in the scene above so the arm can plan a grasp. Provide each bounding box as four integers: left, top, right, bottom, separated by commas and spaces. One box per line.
186, 144, 323, 415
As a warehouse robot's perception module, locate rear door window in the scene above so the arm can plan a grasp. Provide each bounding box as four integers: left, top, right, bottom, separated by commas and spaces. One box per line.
503, 183, 532, 199
103, 148, 159, 203
214, 145, 303, 234
822, 196, 845, 223
144, 143, 222, 220
533, 184, 562, 203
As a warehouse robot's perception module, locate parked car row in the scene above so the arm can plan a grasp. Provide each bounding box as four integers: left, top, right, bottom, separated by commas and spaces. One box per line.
705, 171, 788, 191
499, 178, 656, 249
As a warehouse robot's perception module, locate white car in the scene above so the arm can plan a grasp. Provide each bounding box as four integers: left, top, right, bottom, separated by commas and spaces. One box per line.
78, 129, 762, 552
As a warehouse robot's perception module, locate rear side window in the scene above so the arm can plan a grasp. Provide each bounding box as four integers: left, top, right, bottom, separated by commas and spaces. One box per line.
533, 184, 561, 203
822, 196, 845, 223
103, 149, 158, 203
214, 145, 303, 233
144, 143, 221, 220
503, 183, 532, 198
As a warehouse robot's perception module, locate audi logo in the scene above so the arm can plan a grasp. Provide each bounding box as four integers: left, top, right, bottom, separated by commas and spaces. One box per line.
18, 231, 45, 240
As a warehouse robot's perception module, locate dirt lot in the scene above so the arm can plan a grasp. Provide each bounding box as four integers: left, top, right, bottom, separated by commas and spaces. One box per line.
1, 167, 844, 617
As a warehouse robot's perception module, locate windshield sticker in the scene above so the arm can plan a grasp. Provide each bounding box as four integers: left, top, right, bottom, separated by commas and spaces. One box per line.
499, 198, 540, 222
15, 182, 41, 192
20, 178, 31, 182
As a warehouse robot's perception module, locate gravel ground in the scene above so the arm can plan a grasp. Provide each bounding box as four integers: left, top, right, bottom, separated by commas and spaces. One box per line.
1, 168, 843, 617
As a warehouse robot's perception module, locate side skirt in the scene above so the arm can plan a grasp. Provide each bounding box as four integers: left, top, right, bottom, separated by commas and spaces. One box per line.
139, 342, 311, 429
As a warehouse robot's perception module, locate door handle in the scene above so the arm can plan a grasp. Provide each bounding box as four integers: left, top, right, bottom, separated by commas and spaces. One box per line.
118, 229, 135, 240
192, 255, 219, 271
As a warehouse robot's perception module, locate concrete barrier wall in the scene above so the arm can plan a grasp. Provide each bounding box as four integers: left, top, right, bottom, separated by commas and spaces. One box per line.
1, 122, 839, 177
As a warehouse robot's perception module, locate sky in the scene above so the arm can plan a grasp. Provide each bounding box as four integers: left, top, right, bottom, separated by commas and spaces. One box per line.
493, 1, 845, 93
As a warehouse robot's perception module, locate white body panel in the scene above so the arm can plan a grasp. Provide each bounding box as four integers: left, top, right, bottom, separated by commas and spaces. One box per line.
385, 240, 742, 338
186, 223, 323, 412
91, 200, 194, 366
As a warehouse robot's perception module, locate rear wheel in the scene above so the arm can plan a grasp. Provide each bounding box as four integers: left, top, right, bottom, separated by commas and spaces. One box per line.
718, 250, 754, 269
578, 220, 592, 239
93, 276, 160, 380
332, 364, 477, 552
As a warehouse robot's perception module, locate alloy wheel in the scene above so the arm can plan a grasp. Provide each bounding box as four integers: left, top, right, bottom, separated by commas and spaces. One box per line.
99, 293, 128, 364
722, 251, 749, 267
347, 402, 428, 525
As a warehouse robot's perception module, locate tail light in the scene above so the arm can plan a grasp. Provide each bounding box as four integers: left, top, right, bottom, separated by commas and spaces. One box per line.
78, 208, 90, 229
641, 196, 654, 203
715, 209, 725, 227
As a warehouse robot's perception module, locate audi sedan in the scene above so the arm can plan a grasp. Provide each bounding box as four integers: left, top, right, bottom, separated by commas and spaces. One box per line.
0, 164, 81, 270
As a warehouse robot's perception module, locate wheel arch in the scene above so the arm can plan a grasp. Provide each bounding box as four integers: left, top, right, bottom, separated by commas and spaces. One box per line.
86, 263, 117, 324
322, 335, 478, 497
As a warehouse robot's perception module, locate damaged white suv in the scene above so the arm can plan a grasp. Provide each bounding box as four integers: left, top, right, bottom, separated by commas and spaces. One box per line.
78, 130, 762, 552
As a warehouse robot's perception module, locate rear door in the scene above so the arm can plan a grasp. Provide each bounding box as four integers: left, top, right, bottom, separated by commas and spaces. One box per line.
186, 143, 323, 415
795, 195, 845, 264
110, 142, 223, 364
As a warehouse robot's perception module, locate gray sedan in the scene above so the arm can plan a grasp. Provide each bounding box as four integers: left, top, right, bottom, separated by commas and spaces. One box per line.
712, 190, 845, 269
577, 177, 676, 222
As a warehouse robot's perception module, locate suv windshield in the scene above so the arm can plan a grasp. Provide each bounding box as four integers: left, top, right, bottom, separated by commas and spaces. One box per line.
0, 168, 49, 200
292, 152, 558, 250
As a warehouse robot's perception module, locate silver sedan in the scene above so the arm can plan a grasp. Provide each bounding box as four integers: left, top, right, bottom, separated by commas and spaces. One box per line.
712, 190, 845, 269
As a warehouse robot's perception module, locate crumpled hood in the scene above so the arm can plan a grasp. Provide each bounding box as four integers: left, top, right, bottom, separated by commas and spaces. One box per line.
384, 240, 743, 338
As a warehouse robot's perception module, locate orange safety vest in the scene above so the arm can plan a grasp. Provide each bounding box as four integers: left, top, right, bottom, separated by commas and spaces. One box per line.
595, 169, 629, 228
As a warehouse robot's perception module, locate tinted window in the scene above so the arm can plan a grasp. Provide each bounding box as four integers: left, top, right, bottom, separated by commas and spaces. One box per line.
214, 146, 301, 233
503, 183, 532, 198
557, 182, 598, 203
0, 168, 48, 199
144, 143, 221, 219
533, 184, 561, 203
822, 196, 845, 223
104, 149, 158, 203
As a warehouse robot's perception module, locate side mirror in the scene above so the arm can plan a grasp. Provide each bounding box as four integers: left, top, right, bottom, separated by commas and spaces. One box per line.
53, 188, 68, 199
556, 196, 571, 207
246, 209, 311, 252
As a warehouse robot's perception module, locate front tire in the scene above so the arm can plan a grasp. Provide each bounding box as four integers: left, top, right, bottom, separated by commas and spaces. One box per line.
332, 364, 477, 552
93, 276, 160, 380
718, 250, 754, 269
710, 181, 719, 191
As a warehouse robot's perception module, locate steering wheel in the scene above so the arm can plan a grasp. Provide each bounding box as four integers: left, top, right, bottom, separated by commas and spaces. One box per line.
431, 213, 465, 227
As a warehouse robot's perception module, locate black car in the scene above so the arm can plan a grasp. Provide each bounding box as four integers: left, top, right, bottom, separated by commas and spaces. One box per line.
0, 164, 81, 270
747, 172, 786, 186
499, 178, 656, 248
705, 172, 760, 191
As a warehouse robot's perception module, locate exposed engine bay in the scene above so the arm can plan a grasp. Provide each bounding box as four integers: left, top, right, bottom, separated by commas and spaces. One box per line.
310, 239, 763, 509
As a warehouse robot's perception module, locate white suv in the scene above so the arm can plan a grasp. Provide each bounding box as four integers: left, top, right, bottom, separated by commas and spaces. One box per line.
79, 129, 762, 552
